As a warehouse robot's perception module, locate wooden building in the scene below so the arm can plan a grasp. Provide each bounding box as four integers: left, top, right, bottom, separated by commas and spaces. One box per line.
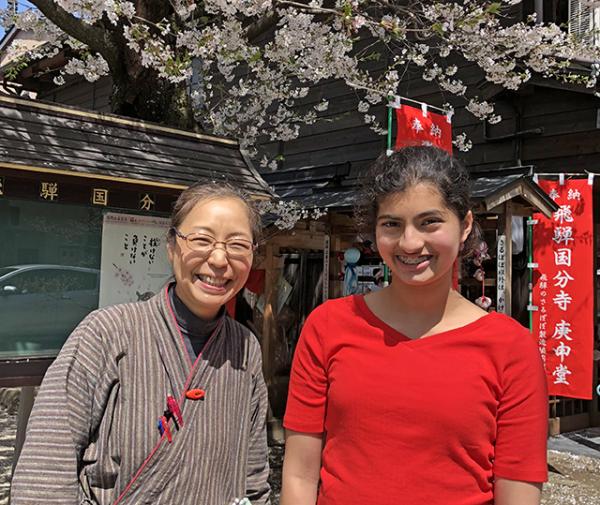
0, 94, 271, 386
255, 167, 560, 440
2, 1, 599, 432
256, 2, 600, 432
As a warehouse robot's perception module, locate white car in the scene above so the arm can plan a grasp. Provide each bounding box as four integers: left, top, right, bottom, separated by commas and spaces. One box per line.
0, 264, 99, 357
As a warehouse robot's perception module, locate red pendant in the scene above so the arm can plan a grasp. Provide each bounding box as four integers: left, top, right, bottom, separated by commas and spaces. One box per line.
161, 416, 172, 443
185, 388, 205, 400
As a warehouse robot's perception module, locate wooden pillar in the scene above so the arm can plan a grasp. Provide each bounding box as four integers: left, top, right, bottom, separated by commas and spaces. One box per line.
331, 236, 343, 299
591, 360, 600, 427
261, 243, 279, 384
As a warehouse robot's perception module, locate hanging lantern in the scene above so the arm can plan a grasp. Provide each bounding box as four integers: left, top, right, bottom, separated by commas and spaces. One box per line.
343, 248, 361, 296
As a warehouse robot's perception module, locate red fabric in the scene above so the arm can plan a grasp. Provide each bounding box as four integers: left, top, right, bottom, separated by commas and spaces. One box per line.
395, 104, 452, 153
225, 269, 265, 318
533, 178, 594, 399
245, 269, 265, 294
225, 297, 236, 318
284, 295, 548, 505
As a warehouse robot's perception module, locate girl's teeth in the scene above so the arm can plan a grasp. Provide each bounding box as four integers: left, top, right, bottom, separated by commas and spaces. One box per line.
398, 256, 429, 265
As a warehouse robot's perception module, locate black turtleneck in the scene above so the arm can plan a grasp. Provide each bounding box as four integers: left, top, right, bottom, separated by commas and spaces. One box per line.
168, 283, 223, 360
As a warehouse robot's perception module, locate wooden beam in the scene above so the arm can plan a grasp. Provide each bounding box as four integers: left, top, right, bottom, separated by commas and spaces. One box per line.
329, 212, 355, 227
261, 243, 279, 384
484, 184, 523, 212
331, 236, 343, 298
270, 232, 325, 251
0, 161, 188, 190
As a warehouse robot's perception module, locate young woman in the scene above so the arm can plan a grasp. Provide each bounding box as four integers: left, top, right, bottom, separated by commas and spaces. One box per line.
12, 182, 270, 505
281, 147, 547, 505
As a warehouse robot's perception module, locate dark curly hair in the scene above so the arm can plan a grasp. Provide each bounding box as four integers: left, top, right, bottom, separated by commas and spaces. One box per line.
354, 146, 480, 257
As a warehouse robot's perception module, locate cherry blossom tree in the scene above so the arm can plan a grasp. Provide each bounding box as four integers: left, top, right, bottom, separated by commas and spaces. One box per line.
2, 0, 598, 151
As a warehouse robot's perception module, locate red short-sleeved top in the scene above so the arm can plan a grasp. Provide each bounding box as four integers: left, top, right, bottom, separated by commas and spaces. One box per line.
284, 295, 548, 505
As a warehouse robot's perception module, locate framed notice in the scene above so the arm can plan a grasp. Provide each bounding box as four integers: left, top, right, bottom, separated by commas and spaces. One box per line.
99, 212, 172, 308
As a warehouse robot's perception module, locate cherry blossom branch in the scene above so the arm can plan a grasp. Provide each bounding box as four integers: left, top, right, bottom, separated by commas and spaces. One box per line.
26, 0, 120, 69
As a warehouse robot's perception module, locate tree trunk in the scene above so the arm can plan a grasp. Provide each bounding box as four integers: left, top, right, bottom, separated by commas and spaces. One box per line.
27, 0, 197, 130
110, 66, 195, 130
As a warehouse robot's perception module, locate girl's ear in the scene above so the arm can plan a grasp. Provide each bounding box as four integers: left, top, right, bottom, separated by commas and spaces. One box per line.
461, 210, 474, 244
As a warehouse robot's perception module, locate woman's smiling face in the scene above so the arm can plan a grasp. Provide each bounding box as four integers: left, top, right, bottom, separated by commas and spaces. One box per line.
167, 196, 254, 319
375, 183, 473, 287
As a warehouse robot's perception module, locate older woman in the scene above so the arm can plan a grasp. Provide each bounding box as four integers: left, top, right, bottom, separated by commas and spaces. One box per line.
11, 182, 270, 505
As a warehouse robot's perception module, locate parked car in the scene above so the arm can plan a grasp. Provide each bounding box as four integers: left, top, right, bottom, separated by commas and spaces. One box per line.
0, 264, 100, 357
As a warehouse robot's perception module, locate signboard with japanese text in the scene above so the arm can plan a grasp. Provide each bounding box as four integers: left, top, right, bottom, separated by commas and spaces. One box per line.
532, 178, 594, 399
496, 235, 507, 314
395, 104, 452, 153
99, 212, 172, 308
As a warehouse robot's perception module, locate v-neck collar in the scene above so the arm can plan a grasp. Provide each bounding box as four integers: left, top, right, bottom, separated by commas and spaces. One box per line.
353, 294, 496, 344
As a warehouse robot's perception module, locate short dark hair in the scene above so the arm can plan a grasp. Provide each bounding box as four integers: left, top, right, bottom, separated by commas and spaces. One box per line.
355, 146, 480, 257
167, 180, 261, 244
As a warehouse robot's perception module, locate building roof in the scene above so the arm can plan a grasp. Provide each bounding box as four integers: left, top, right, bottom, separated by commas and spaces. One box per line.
471, 172, 558, 217
0, 94, 272, 198
263, 162, 557, 217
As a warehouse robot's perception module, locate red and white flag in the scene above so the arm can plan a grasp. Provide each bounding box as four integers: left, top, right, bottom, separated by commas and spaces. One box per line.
395, 103, 452, 153
532, 178, 594, 399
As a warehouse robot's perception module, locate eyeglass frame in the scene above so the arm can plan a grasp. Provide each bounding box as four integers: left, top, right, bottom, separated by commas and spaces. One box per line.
170, 228, 257, 258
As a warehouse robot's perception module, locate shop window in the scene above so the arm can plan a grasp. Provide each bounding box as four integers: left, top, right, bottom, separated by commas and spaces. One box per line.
522, 1, 569, 27
0, 198, 102, 358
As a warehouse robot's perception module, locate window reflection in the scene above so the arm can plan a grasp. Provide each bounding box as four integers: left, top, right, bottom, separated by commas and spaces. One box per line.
0, 199, 101, 357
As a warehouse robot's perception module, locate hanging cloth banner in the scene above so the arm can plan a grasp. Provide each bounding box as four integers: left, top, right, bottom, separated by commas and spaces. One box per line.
395, 103, 452, 153
532, 178, 594, 399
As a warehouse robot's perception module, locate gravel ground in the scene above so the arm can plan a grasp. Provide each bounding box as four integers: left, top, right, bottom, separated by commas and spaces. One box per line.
268, 444, 284, 504
543, 450, 600, 505
0, 390, 17, 505
1, 389, 599, 504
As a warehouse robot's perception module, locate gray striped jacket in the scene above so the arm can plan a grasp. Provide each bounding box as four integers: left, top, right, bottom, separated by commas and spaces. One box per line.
11, 287, 271, 505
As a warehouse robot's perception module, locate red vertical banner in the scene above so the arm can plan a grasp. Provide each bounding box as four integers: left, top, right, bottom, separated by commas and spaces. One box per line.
395, 104, 452, 154
532, 178, 594, 399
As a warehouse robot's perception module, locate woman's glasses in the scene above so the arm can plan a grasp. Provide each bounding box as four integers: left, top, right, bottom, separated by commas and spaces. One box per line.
171, 228, 255, 259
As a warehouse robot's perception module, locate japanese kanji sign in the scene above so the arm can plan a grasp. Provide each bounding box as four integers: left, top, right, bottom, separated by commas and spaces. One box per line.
532, 178, 594, 399
40, 181, 58, 201
395, 103, 452, 153
92, 188, 109, 206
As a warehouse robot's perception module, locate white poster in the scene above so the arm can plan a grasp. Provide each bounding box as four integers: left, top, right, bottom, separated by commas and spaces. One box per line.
99, 212, 172, 308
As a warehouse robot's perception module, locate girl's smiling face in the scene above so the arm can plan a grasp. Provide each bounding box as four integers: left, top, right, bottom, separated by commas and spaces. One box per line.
375, 183, 473, 287
167, 197, 254, 319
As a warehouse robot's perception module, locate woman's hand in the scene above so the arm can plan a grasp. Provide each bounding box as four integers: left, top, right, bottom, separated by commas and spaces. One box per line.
494, 478, 542, 505
280, 430, 324, 505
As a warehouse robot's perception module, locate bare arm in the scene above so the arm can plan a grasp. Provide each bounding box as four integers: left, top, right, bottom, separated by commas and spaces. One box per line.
280, 430, 324, 505
494, 478, 542, 505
